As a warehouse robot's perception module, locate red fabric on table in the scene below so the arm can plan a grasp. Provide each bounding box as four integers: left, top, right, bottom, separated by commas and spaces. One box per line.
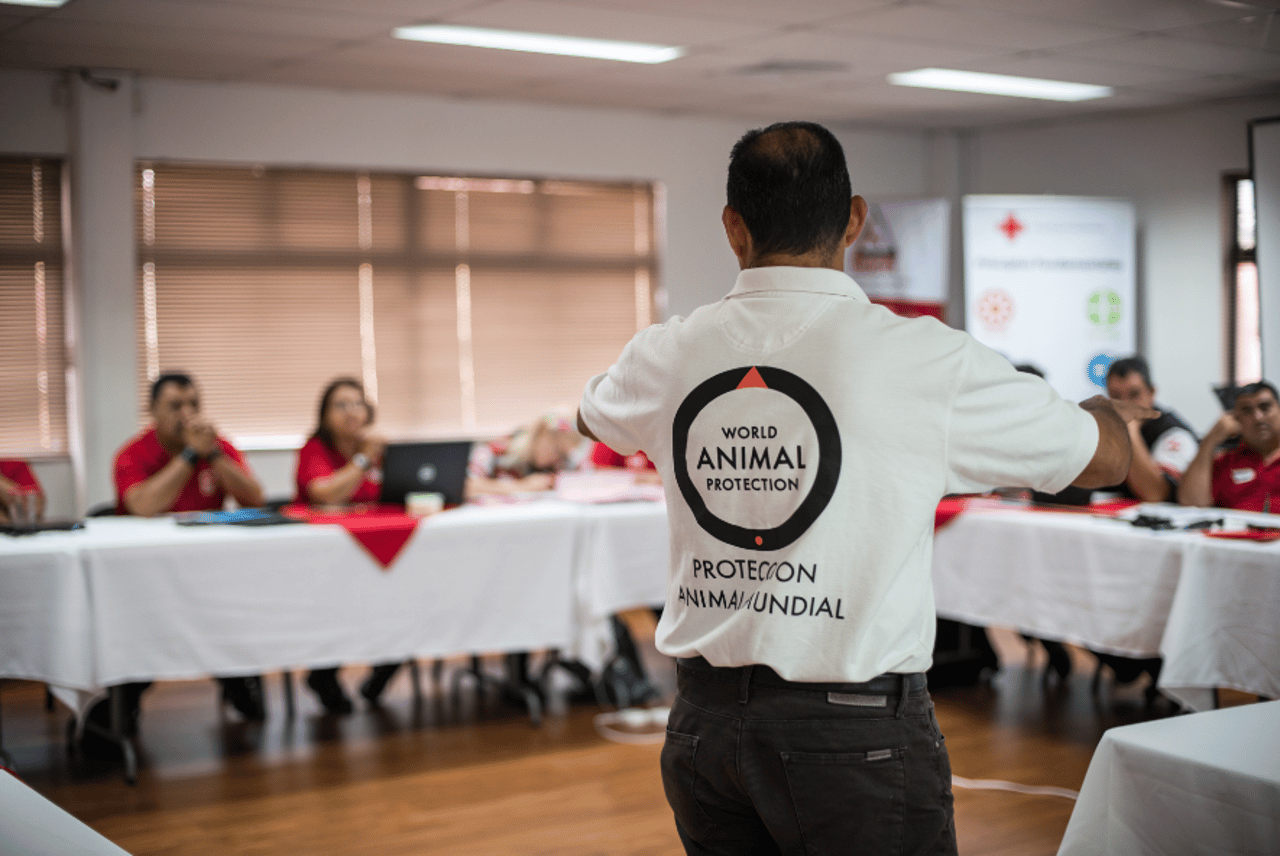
282, 504, 420, 569
1202, 528, 1280, 543
934, 497, 972, 531
932, 495, 1140, 532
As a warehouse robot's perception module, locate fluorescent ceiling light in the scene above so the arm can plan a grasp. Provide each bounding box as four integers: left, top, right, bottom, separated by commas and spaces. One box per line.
887, 68, 1112, 102
1, 0, 70, 6
393, 24, 684, 64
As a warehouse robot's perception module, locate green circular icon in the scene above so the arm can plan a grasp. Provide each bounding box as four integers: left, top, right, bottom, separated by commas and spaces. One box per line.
1087, 290, 1122, 326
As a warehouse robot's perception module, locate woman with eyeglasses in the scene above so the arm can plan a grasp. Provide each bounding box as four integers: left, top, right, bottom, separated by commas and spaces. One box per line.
294, 377, 402, 713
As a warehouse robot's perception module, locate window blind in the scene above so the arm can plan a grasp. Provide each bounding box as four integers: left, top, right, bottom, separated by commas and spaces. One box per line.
0, 157, 67, 456
136, 163, 657, 443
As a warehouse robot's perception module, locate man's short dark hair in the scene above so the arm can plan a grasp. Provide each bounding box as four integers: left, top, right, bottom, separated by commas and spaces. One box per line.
1106, 356, 1153, 389
1235, 379, 1279, 404
726, 121, 852, 259
150, 371, 195, 406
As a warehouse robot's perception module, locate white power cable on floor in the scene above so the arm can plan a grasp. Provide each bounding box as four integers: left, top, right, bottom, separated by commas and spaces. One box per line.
594, 707, 670, 745
952, 775, 1079, 800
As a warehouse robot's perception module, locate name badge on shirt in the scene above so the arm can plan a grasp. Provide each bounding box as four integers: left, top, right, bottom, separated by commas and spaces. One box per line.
1231, 468, 1256, 485
198, 469, 217, 496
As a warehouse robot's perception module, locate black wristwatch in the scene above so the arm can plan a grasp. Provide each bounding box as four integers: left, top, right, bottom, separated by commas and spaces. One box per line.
205, 445, 223, 462
180, 447, 200, 466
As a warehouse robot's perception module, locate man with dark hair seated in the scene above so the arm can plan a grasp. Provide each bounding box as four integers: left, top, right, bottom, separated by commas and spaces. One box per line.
1180, 379, 1280, 511
94, 372, 268, 751
1104, 356, 1198, 502
1083, 357, 1200, 693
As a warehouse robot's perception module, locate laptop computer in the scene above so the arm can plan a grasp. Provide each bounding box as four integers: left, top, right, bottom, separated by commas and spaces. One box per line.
379, 441, 473, 508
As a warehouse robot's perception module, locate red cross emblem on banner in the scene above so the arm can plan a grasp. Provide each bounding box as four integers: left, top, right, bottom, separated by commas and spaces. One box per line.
999, 213, 1023, 241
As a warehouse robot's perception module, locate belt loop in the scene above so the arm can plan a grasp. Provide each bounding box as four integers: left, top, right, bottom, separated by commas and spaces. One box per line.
895, 674, 911, 718
738, 666, 753, 705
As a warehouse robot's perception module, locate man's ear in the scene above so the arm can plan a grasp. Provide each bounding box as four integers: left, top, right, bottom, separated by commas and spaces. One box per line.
844, 196, 868, 248
723, 206, 752, 268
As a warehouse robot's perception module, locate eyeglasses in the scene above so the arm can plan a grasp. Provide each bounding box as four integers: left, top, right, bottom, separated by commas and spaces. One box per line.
330, 400, 368, 411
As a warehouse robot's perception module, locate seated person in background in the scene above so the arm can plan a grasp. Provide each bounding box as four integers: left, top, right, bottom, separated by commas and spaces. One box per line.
294, 377, 399, 712
1, 458, 45, 523
1104, 356, 1198, 502
1179, 379, 1280, 511
465, 412, 593, 497
112, 371, 267, 723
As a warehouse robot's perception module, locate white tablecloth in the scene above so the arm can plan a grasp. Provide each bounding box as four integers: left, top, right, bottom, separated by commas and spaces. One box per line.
0, 530, 95, 691
0, 768, 131, 856
0, 500, 671, 711
568, 501, 670, 670
1058, 700, 1280, 856
933, 502, 1280, 709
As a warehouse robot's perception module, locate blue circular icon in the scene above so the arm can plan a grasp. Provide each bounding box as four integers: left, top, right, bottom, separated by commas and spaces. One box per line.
1087, 354, 1114, 388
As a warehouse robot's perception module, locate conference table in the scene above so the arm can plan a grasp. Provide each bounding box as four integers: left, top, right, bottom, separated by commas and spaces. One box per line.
0, 498, 672, 777
1057, 700, 1280, 856
932, 498, 1280, 709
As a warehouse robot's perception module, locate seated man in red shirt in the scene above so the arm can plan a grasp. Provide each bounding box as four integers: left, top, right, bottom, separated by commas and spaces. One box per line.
1180, 380, 1280, 511
110, 372, 268, 724
1, 458, 45, 523
115, 372, 263, 516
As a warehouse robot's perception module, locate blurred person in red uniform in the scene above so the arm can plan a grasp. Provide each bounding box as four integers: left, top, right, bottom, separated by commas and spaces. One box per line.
0, 458, 45, 523
109, 372, 267, 724
115, 372, 264, 516
1180, 380, 1280, 511
294, 377, 399, 713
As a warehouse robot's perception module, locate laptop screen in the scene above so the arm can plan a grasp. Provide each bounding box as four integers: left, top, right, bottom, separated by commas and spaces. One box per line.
379, 441, 473, 508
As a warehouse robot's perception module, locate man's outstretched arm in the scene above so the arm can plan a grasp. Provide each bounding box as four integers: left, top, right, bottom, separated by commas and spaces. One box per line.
1071, 396, 1156, 488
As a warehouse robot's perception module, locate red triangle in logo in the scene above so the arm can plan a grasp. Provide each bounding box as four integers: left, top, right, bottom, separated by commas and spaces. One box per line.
737, 367, 768, 390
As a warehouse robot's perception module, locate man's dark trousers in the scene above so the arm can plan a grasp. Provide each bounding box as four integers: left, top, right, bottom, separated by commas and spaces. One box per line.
661, 657, 958, 855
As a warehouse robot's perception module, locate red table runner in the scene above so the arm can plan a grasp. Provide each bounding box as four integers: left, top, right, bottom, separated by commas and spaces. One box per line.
933, 495, 1141, 532
282, 504, 421, 569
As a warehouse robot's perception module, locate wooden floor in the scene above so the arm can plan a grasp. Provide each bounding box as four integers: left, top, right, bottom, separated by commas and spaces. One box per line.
1, 629, 1234, 855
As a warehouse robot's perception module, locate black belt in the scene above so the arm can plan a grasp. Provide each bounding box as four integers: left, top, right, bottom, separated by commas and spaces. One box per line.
676, 656, 926, 695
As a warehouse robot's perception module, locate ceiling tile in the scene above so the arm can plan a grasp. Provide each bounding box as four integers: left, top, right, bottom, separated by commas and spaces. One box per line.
717, 29, 994, 77
1066, 32, 1280, 74
1164, 13, 1280, 51
830, 3, 1129, 51
45, 0, 398, 40
1129, 71, 1280, 95
12, 18, 335, 72
938, 0, 1267, 31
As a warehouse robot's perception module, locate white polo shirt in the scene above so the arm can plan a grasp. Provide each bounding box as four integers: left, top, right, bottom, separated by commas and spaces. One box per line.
580, 266, 1098, 682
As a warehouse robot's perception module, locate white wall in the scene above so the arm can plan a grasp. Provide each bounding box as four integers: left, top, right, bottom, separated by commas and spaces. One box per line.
967, 95, 1280, 434
0, 70, 928, 513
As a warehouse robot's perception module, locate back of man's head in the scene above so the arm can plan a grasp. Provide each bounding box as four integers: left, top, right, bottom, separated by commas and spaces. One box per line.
726, 121, 852, 260
1106, 355, 1153, 389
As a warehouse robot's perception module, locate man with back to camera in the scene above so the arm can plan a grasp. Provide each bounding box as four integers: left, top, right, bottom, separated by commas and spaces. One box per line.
1104, 356, 1199, 502
1179, 380, 1280, 512
107, 371, 268, 727
577, 121, 1148, 854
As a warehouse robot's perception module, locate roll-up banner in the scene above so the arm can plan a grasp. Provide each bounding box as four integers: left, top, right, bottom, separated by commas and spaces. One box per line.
963, 195, 1136, 403
845, 198, 950, 321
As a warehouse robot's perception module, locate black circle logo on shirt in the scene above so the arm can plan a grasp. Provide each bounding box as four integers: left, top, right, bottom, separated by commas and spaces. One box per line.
672, 366, 841, 551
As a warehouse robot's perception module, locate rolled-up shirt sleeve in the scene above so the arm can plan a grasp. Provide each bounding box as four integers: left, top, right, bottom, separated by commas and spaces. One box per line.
944, 339, 1099, 495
